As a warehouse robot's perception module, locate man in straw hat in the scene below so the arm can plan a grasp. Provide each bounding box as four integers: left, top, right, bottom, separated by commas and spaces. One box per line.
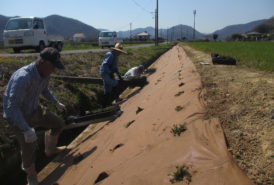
3, 47, 67, 185
99, 43, 127, 107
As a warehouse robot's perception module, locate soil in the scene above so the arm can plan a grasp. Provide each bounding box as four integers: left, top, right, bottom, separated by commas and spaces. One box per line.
1, 44, 273, 185
38, 45, 259, 185
182, 44, 274, 185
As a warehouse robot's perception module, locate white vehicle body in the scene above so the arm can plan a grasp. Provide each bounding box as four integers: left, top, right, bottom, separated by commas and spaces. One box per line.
98, 31, 123, 47
3, 17, 64, 53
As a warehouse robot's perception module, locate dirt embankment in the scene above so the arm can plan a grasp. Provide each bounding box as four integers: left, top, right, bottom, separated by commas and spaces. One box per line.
182, 44, 274, 185
38, 45, 253, 185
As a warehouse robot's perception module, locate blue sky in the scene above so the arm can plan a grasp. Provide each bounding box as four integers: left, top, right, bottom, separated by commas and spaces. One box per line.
1, 0, 273, 33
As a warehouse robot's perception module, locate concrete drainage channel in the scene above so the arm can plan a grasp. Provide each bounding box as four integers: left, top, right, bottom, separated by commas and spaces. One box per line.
1, 106, 122, 185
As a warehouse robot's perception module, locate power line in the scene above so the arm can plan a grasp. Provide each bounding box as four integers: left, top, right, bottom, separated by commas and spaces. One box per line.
131, 0, 154, 15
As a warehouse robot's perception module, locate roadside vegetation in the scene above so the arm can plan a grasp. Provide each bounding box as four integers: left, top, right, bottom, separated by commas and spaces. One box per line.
181, 42, 274, 185
62, 41, 99, 50
0, 43, 174, 184
0, 41, 156, 53
186, 41, 274, 71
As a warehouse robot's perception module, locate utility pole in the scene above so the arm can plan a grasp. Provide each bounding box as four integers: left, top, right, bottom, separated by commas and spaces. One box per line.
193, 9, 196, 40
172, 27, 175, 41
155, 0, 159, 46
181, 25, 183, 40
130, 22, 132, 40
166, 27, 168, 42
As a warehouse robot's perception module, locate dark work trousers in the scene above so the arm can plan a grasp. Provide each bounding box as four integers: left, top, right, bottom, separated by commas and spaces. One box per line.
8, 106, 65, 170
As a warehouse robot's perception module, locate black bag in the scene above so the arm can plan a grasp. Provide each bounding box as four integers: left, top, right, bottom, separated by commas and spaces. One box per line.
211, 53, 236, 65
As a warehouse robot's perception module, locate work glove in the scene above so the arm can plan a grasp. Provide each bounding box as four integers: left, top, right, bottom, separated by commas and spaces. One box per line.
23, 128, 37, 143
117, 73, 123, 81
57, 102, 66, 111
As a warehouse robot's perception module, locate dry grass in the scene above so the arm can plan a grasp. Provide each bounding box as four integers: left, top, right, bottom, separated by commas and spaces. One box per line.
180, 43, 274, 185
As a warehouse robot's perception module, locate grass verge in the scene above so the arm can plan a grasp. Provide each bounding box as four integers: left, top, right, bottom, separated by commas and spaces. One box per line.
185, 42, 274, 72
180, 42, 274, 185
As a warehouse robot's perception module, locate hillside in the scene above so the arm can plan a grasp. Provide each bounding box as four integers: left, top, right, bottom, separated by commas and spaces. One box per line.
213, 19, 265, 40
0, 14, 271, 41
45, 15, 99, 40
118, 26, 155, 38
0, 14, 99, 41
117, 25, 204, 40
253, 16, 274, 33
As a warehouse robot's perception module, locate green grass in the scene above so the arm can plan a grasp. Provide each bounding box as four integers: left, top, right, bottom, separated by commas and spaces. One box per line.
0, 43, 175, 118
0, 41, 156, 53
175, 91, 184, 97
175, 106, 184, 112
62, 42, 100, 50
183, 42, 274, 71
170, 124, 187, 136
62, 41, 154, 51
169, 166, 192, 184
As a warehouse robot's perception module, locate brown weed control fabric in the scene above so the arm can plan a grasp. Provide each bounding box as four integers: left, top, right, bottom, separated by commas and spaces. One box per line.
39, 45, 253, 185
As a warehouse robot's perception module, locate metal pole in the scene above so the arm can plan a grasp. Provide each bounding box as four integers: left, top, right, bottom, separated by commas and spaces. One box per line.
193, 10, 196, 40
155, 0, 159, 46
166, 27, 168, 42
181, 25, 183, 40
130, 22, 132, 40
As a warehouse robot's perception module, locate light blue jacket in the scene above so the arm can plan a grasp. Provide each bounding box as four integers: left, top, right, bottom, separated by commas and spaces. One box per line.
3, 62, 58, 131
99, 51, 118, 76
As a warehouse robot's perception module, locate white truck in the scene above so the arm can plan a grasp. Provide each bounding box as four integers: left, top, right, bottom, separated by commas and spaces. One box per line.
98, 31, 123, 48
3, 17, 64, 53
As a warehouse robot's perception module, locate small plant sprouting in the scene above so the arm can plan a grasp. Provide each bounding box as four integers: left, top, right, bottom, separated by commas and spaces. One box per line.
175, 106, 184, 112
125, 120, 135, 128
109, 143, 124, 152
179, 82, 185, 87
171, 124, 187, 136
168, 166, 192, 184
175, 91, 184, 97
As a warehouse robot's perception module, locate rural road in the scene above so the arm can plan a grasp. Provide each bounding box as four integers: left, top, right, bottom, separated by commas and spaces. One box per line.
0, 43, 155, 57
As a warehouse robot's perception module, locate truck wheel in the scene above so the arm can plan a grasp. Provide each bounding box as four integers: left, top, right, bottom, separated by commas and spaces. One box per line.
37, 42, 45, 52
13, 48, 20, 53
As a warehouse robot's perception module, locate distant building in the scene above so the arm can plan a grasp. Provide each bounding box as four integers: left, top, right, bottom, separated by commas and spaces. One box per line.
203, 34, 212, 41
134, 31, 150, 41
73, 33, 86, 42
245, 32, 262, 41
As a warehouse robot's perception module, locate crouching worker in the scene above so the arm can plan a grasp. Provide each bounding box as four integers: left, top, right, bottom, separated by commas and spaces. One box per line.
123, 65, 144, 80
3, 47, 66, 185
99, 43, 127, 107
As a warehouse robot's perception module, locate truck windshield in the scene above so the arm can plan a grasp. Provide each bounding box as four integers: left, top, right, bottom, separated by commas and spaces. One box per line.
5, 18, 33, 30
99, 32, 116, 37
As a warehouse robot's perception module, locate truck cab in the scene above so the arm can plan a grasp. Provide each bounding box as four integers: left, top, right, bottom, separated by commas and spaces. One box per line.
3, 17, 63, 53
98, 31, 123, 48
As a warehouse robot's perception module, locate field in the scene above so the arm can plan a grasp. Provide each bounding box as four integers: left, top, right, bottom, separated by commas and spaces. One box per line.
186, 41, 274, 71
181, 42, 274, 185
0, 41, 156, 53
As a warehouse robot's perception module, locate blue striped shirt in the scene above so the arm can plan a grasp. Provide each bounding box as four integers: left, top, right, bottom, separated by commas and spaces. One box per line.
3, 62, 58, 131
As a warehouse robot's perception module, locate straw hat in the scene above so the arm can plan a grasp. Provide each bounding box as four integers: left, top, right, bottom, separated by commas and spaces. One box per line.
111, 43, 127, 54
